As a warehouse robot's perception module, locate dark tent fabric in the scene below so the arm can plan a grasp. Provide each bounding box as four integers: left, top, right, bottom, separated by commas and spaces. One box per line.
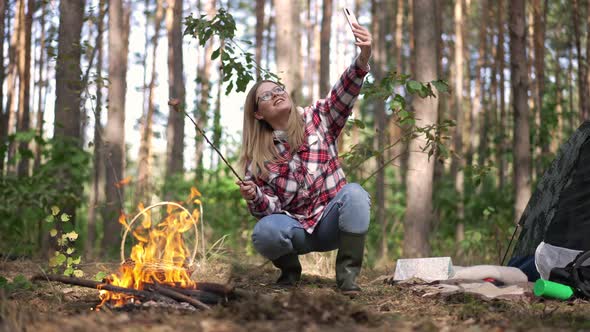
545, 138, 590, 251
510, 121, 590, 260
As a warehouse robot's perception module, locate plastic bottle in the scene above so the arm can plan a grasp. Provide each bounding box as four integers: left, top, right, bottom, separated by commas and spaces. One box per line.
533, 279, 574, 300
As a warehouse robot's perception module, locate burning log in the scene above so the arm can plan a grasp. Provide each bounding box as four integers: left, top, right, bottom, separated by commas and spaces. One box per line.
157, 284, 230, 302
31, 274, 228, 309
146, 283, 210, 310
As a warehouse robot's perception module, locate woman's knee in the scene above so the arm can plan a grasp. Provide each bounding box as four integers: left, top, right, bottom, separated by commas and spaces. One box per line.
251, 215, 295, 260
338, 183, 371, 234
252, 218, 277, 256
341, 183, 371, 207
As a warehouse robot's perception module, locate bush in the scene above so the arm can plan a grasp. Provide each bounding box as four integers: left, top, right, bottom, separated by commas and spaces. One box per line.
0, 135, 90, 256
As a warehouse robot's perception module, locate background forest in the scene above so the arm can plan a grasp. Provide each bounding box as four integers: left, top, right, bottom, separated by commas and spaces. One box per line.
0, 0, 587, 268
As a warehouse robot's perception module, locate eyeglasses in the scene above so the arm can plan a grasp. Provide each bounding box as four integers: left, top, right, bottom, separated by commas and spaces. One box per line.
257, 86, 286, 104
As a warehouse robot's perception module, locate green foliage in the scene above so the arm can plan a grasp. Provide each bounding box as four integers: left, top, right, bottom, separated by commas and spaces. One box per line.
343, 71, 453, 184
362, 71, 449, 103
432, 168, 515, 264
93, 271, 109, 281
414, 119, 456, 163
184, 8, 278, 95
0, 274, 33, 293
46, 206, 84, 277
362, 167, 406, 264
0, 135, 90, 256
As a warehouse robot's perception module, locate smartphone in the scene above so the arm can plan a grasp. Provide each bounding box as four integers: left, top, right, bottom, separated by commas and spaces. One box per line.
342, 8, 359, 41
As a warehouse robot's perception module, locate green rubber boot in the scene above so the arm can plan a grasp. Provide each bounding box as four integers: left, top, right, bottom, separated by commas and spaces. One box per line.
336, 231, 366, 293
272, 253, 302, 286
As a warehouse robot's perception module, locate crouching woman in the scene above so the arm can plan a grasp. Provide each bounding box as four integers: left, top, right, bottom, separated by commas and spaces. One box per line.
237, 23, 372, 293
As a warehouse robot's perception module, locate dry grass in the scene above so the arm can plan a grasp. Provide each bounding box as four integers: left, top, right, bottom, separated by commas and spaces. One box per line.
299, 251, 336, 278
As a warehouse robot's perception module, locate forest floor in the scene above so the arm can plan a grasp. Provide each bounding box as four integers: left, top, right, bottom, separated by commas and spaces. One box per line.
2, 256, 590, 332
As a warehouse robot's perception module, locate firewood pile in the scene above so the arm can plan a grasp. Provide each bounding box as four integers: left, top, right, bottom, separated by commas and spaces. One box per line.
31, 274, 245, 310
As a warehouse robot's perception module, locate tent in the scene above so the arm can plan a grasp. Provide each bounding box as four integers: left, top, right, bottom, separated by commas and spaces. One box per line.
509, 121, 590, 280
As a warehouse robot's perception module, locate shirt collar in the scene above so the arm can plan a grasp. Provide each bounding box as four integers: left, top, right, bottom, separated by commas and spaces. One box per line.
273, 130, 288, 142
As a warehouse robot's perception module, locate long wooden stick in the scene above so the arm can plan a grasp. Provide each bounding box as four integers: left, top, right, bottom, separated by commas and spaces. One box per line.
168, 98, 244, 182
158, 284, 227, 302
194, 282, 234, 296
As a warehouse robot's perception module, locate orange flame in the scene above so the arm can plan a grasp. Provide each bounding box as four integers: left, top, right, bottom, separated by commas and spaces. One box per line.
115, 176, 132, 188
98, 187, 201, 308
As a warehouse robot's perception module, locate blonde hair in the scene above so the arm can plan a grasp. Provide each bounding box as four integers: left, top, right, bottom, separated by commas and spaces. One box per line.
239, 80, 305, 177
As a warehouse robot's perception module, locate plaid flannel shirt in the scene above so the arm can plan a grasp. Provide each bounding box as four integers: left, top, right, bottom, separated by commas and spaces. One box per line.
245, 61, 368, 233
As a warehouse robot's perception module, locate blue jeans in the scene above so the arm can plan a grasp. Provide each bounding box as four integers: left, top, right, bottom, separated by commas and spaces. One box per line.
251, 183, 371, 260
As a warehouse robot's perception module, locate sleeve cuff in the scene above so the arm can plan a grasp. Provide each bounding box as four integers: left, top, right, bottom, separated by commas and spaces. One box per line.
354, 57, 370, 73
247, 187, 264, 206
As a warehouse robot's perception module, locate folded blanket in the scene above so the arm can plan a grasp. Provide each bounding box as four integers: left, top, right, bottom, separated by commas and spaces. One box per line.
416, 282, 526, 300
452, 265, 528, 284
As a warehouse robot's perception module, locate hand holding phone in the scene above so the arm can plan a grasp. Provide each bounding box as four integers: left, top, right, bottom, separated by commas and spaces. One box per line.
343, 8, 360, 42
342, 8, 372, 67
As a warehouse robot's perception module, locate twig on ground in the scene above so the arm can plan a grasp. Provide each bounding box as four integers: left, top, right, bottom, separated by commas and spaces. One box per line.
147, 283, 210, 310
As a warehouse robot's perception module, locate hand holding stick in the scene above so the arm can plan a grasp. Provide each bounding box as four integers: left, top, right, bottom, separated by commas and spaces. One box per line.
168, 99, 243, 183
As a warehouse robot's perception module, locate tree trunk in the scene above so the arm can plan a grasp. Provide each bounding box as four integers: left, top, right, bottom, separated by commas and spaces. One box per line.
255, 0, 265, 81
0, 0, 6, 175
509, 0, 531, 223
386, 1, 404, 186
312, 0, 320, 102
53, 0, 85, 224
33, 1, 47, 172
195, 0, 216, 182
273, 0, 302, 104
489, 5, 498, 186
478, 6, 492, 170
141, 0, 151, 120
5, 2, 20, 175
16, 0, 33, 177
567, 38, 575, 132
403, 0, 439, 258
37, 0, 51, 251
165, 0, 185, 181
399, 0, 412, 178
553, 46, 563, 154
497, 0, 506, 189
319, 0, 332, 98
469, 0, 487, 168
265, 1, 273, 71
461, 0, 472, 173
572, 0, 588, 123
432, 0, 447, 249
526, 6, 537, 182
452, 0, 465, 248
102, 0, 130, 253
136, 0, 151, 203
407, 0, 414, 74
137, 0, 164, 203
370, 0, 387, 261
211, 41, 222, 171
86, 0, 107, 258
395, 0, 404, 71
303, 0, 312, 105
533, 0, 548, 158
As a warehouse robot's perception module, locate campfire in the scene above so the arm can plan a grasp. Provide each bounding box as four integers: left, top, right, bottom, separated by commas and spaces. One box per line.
33, 187, 242, 310
98, 193, 202, 308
